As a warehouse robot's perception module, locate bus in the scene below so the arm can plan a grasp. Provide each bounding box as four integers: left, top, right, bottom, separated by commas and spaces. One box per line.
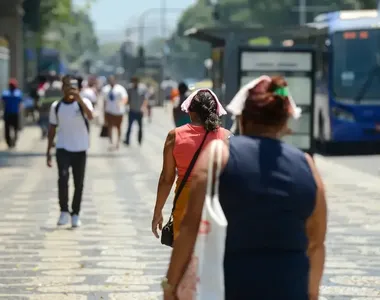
292, 10, 380, 149
38, 48, 66, 75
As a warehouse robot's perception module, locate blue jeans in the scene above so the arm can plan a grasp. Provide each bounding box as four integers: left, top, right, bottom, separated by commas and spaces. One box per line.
125, 110, 143, 145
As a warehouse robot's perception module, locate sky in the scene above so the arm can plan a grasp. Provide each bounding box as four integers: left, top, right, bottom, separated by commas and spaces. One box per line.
73, 0, 196, 44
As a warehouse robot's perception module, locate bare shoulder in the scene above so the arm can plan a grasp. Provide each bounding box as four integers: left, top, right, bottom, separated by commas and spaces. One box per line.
166, 129, 176, 145
304, 153, 324, 189
304, 152, 314, 165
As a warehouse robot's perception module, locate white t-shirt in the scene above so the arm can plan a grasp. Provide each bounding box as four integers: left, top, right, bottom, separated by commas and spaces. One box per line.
49, 98, 93, 152
81, 87, 97, 104
102, 84, 128, 115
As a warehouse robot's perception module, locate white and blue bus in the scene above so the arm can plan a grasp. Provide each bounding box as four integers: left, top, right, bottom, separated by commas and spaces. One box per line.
293, 10, 380, 149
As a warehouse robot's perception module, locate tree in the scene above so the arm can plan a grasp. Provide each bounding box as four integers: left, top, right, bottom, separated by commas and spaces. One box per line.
39, 0, 73, 36
39, 0, 99, 63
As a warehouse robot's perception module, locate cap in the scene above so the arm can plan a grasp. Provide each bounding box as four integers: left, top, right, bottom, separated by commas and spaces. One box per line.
9, 78, 18, 87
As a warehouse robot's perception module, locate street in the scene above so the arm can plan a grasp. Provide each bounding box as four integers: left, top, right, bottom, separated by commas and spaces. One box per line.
0, 107, 379, 299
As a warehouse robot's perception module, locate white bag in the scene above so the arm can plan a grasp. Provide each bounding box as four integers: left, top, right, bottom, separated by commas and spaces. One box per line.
177, 140, 228, 300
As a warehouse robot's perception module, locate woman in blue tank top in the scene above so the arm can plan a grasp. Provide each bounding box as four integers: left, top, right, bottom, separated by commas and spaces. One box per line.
162, 76, 327, 300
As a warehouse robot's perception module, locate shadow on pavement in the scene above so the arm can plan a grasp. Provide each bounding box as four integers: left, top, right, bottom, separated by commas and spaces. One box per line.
0, 151, 139, 169
0, 151, 132, 158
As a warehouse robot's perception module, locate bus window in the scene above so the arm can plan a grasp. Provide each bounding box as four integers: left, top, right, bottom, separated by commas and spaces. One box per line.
332, 29, 380, 100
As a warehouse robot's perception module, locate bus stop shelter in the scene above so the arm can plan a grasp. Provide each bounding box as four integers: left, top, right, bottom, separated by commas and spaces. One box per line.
184, 25, 318, 154
184, 25, 320, 107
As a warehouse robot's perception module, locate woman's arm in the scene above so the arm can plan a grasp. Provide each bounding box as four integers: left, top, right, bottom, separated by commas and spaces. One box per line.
305, 154, 327, 300
152, 129, 177, 238
164, 141, 229, 298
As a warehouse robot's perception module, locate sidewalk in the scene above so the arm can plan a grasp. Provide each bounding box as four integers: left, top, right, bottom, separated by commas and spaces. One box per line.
0, 107, 379, 299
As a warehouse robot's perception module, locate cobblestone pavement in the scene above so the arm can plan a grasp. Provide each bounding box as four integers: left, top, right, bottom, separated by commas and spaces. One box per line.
0, 108, 379, 299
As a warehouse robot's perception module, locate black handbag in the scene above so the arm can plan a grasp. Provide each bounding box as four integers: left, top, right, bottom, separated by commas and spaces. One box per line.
100, 125, 108, 137
161, 131, 209, 247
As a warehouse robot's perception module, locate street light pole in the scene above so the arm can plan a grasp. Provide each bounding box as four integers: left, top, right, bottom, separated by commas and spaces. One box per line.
299, 0, 306, 25
161, 0, 166, 38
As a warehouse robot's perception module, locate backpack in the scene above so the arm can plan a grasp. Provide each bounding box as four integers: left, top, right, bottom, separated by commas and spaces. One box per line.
55, 99, 89, 132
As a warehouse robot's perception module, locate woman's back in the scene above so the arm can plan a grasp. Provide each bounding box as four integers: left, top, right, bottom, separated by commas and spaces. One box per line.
219, 135, 316, 299
220, 135, 316, 252
174, 124, 225, 181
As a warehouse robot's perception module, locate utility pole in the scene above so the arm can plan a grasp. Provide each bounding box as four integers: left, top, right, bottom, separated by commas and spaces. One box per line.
161, 0, 167, 78
161, 0, 167, 38
299, 0, 307, 25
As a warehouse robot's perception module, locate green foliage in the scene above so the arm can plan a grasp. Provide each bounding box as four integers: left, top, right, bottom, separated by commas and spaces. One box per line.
39, 0, 99, 63
39, 0, 73, 35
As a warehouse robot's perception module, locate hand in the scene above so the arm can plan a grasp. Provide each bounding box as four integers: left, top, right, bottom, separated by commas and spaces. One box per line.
151, 211, 163, 239
71, 90, 82, 102
46, 153, 52, 168
163, 289, 177, 300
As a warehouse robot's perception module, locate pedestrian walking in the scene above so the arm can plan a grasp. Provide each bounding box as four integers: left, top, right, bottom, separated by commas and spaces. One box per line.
102, 75, 128, 150
80, 76, 98, 107
1, 79, 23, 148
172, 82, 191, 127
163, 76, 326, 300
160, 76, 176, 111
46, 75, 94, 228
124, 76, 148, 146
146, 83, 156, 123
152, 89, 230, 244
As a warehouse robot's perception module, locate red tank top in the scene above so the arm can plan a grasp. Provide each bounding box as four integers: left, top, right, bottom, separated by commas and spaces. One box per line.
173, 124, 225, 182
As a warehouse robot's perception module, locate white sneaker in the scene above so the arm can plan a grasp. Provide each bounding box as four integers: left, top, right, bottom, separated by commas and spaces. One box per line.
57, 212, 70, 226
71, 215, 81, 228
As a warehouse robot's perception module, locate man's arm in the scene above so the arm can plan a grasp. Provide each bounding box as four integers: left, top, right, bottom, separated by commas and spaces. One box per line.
47, 124, 56, 154
76, 95, 94, 120
141, 90, 149, 112
46, 103, 57, 167
122, 87, 128, 105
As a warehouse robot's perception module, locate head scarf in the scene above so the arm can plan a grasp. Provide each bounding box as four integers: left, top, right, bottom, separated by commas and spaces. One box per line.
181, 88, 227, 116
226, 75, 302, 119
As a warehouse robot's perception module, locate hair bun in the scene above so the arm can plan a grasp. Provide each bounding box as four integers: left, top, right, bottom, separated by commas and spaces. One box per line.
243, 75, 290, 127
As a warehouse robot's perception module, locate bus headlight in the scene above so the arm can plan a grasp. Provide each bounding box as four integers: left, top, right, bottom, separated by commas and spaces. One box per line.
332, 107, 355, 122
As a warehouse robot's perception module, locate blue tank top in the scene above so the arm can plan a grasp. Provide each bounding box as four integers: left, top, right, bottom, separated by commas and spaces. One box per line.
219, 135, 316, 255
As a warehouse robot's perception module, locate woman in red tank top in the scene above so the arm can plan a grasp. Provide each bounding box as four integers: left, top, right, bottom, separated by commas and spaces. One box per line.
152, 89, 231, 241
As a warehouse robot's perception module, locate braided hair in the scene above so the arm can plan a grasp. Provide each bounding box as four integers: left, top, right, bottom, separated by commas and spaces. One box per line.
188, 90, 220, 131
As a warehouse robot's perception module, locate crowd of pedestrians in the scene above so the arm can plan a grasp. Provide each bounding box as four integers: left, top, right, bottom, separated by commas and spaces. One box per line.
1, 72, 328, 299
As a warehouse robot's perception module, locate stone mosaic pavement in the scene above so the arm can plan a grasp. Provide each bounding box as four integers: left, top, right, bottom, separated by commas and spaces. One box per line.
0, 107, 379, 299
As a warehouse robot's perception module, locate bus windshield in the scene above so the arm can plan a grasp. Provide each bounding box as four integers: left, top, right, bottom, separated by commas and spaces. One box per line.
333, 29, 380, 100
